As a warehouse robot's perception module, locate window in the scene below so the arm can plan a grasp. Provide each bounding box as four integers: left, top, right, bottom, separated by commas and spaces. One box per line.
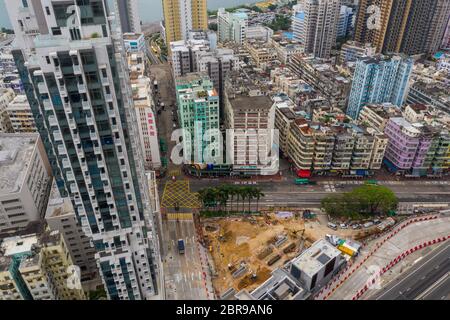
51, 27, 62, 35
22, 0, 28, 8
45, 6, 50, 15
45, 56, 51, 64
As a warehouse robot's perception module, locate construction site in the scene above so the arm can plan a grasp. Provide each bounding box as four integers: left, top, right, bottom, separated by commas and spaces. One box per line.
200, 210, 380, 296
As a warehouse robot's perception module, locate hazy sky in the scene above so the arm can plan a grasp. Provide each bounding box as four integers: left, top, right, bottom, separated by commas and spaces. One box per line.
0, 0, 255, 29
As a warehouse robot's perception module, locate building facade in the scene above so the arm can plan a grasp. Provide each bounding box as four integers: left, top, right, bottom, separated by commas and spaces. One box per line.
6, 95, 36, 133
6, 0, 161, 300
162, 0, 208, 47
292, 0, 341, 59
0, 231, 86, 300
223, 72, 276, 176
0, 88, 15, 133
115, 0, 141, 33
0, 133, 52, 236
217, 9, 248, 45
45, 182, 100, 284
384, 117, 450, 176
355, 0, 450, 55
176, 73, 220, 164
347, 55, 413, 119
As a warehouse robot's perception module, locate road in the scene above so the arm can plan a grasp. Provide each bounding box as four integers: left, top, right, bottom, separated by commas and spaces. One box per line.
187, 179, 450, 207
323, 217, 450, 300
162, 220, 211, 300
371, 243, 450, 300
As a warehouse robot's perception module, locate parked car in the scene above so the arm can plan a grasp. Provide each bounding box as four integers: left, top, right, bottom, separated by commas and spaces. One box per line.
327, 222, 338, 230
352, 224, 361, 230
363, 222, 374, 228
340, 223, 348, 229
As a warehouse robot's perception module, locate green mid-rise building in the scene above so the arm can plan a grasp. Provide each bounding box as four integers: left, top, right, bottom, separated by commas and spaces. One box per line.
176, 73, 221, 164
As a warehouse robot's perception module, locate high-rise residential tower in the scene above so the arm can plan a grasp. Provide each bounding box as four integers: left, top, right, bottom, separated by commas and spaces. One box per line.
217, 8, 249, 45
162, 0, 208, 47
5, 0, 161, 300
355, 0, 450, 55
115, 0, 142, 33
346, 55, 413, 119
292, 0, 341, 59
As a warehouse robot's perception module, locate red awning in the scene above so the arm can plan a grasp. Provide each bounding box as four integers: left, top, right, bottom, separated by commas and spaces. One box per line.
297, 170, 311, 178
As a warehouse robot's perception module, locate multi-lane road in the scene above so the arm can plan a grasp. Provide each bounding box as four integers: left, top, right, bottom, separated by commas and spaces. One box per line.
188, 179, 450, 207
371, 243, 450, 300
162, 219, 212, 300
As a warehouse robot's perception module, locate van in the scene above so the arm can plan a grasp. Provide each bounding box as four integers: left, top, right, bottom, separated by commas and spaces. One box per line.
327, 222, 338, 230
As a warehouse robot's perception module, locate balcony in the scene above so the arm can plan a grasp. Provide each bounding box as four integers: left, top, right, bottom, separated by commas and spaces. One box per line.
86, 116, 95, 126
73, 64, 82, 74
63, 102, 72, 113
68, 118, 76, 130
43, 99, 52, 111
48, 115, 58, 127
62, 158, 71, 169
78, 83, 87, 93
70, 183, 77, 194
94, 146, 102, 154
90, 131, 98, 141
37, 82, 48, 94
100, 172, 108, 181
82, 100, 90, 110
53, 130, 63, 141
105, 93, 113, 101
54, 66, 62, 78
57, 144, 66, 155
66, 171, 75, 182
101, 76, 109, 86
59, 86, 67, 97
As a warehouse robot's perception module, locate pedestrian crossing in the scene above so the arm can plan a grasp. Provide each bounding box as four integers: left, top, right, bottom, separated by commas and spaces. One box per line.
166, 213, 193, 220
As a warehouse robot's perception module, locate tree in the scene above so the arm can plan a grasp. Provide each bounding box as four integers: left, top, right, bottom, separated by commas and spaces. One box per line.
321, 185, 398, 218
254, 188, 265, 212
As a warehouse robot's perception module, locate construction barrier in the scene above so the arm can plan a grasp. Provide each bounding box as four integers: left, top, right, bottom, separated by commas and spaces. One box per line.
351, 234, 449, 300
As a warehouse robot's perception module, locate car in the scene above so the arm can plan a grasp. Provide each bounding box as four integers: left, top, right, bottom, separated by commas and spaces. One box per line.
327, 222, 338, 230
373, 219, 381, 225
352, 224, 361, 230
363, 222, 374, 228
340, 223, 348, 229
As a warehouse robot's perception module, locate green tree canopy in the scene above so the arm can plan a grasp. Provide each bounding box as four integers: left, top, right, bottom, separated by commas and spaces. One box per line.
321, 185, 398, 218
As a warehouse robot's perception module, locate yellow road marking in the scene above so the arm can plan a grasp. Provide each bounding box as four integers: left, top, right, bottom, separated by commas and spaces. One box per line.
167, 213, 193, 220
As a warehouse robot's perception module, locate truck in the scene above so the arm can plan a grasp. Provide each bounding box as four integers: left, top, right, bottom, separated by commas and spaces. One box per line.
177, 239, 185, 254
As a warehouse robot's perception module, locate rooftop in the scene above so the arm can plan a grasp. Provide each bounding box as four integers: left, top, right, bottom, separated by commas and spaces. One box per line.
45, 183, 74, 219
291, 239, 342, 277
7, 94, 29, 110
229, 95, 273, 111
0, 234, 38, 257
123, 33, 143, 40
0, 133, 39, 194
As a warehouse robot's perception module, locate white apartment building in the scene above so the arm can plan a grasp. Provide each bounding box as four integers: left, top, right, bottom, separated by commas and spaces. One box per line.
292, 0, 341, 59
5, 0, 161, 300
0, 88, 14, 133
132, 76, 162, 170
224, 73, 276, 176
123, 32, 146, 53
217, 8, 248, 45
246, 25, 274, 42
6, 95, 36, 133
0, 133, 52, 235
